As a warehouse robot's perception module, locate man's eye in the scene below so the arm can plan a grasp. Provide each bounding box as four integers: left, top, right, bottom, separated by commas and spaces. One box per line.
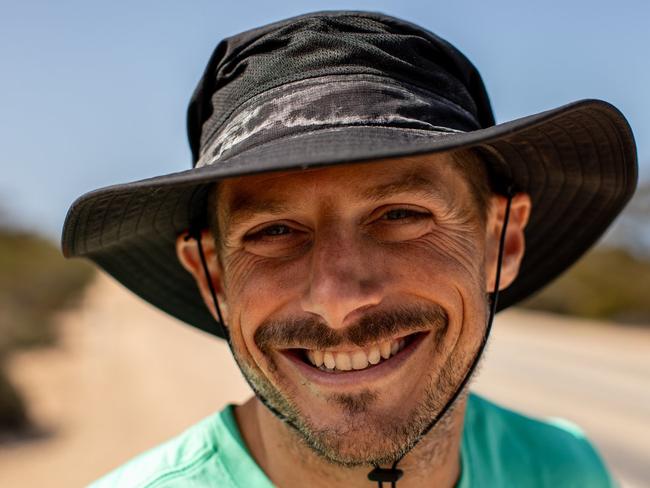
255, 224, 292, 238
381, 208, 428, 221
243, 222, 309, 258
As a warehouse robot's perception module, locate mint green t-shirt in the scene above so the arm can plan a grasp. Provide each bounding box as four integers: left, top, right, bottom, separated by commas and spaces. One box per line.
90, 393, 615, 487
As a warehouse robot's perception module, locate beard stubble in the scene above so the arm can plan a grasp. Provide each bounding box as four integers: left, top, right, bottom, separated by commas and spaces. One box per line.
229, 302, 479, 467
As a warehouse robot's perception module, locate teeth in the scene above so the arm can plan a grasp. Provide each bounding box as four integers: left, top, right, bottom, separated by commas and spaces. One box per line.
380, 341, 391, 359
367, 346, 380, 365
335, 352, 352, 371
351, 350, 369, 370
306, 337, 410, 372
313, 350, 324, 367
323, 352, 336, 369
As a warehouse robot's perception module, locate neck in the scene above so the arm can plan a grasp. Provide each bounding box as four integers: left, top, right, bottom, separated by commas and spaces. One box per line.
235, 396, 466, 488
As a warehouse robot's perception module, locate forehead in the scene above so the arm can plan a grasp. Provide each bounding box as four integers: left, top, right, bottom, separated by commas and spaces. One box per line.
218, 152, 466, 211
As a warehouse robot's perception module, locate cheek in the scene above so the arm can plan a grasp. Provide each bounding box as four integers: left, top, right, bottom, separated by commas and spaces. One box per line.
386, 226, 485, 292
383, 227, 488, 335
222, 253, 307, 359
224, 251, 299, 308
425, 226, 485, 279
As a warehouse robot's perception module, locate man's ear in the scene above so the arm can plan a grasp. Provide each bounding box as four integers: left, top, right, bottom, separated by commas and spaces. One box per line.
176, 229, 229, 323
485, 192, 532, 292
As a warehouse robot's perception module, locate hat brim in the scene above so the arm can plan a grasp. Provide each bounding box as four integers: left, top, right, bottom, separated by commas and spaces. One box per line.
62, 99, 637, 338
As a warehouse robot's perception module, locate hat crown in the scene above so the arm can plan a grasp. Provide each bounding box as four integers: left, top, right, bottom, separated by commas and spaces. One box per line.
187, 11, 495, 164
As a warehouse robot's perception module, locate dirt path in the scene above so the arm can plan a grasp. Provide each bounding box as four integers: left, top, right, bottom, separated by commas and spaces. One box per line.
1, 273, 648, 487
0, 273, 251, 487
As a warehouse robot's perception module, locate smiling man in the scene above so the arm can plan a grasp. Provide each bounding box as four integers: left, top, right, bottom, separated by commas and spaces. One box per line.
174, 153, 531, 488
62, 11, 637, 488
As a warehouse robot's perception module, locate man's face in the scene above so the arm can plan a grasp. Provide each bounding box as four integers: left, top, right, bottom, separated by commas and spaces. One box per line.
197, 153, 514, 466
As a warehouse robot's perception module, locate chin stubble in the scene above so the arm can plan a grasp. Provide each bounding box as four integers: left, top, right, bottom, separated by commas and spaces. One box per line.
229, 301, 486, 468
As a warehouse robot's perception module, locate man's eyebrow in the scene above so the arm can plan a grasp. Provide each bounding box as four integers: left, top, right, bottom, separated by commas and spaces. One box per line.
223, 195, 292, 234
361, 173, 449, 203
223, 172, 450, 234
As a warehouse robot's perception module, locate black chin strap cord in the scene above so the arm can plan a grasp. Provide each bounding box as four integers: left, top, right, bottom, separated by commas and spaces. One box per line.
191, 187, 514, 488
368, 187, 514, 488
185, 230, 230, 342
188, 230, 302, 429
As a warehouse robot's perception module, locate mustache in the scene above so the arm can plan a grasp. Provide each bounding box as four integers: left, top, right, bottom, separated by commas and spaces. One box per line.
254, 303, 448, 352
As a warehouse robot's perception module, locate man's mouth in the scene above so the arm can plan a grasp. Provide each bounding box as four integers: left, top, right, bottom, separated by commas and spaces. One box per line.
292, 332, 424, 374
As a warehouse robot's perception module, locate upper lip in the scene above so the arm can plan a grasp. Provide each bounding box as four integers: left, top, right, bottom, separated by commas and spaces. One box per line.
280, 330, 423, 353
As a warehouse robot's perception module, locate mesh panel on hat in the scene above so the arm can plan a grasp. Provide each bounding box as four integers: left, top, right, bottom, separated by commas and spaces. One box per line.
189, 12, 493, 164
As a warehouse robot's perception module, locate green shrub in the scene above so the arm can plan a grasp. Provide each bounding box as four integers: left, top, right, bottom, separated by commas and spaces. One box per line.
0, 229, 95, 433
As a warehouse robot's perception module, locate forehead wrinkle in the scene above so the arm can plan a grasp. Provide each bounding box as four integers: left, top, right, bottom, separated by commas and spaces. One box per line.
360, 169, 452, 206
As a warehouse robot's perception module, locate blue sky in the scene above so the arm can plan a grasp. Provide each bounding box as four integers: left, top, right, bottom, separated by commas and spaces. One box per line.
1, 0, 648, 239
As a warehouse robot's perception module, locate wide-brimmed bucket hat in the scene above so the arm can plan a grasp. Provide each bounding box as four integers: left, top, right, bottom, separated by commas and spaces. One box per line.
61, 10, 637, 339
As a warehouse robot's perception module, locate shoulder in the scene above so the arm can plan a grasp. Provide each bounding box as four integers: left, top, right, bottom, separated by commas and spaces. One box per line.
463, 393, 615, 488
89, 409, 237, 488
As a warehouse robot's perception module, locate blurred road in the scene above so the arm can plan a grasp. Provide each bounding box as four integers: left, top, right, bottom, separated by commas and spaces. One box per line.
0, 273, 648, 487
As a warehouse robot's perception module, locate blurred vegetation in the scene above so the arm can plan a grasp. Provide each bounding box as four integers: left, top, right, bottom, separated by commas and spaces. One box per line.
521, 184, 650, 323
520, 246, 650, 323
605, 183, 650, 258
0, 227, 94, 433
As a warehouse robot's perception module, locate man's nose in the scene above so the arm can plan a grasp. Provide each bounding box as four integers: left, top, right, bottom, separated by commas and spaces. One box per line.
300, 227, 384, 329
